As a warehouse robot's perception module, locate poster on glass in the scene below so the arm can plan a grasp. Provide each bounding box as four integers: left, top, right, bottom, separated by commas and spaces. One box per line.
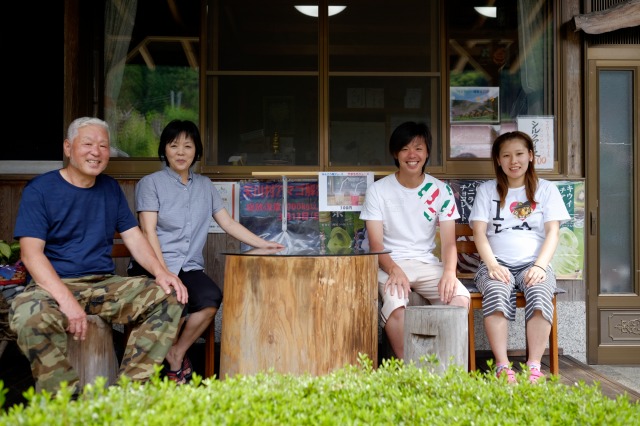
450, 87, 500, 124
319, 172, 374, 212
517, 115, 554, 171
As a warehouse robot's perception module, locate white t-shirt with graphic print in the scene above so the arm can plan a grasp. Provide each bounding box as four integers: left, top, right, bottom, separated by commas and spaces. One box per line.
469, 178, 570, 266
360, 173, 459, 263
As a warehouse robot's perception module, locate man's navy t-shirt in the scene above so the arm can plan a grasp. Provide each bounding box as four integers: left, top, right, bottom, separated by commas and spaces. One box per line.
14, 170, 138, 278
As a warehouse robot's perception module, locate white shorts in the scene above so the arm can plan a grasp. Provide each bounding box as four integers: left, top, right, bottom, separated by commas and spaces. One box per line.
378, 259, 470, 326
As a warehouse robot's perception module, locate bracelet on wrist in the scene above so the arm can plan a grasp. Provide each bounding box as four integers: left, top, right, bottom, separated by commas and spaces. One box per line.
533, 264, 546, 273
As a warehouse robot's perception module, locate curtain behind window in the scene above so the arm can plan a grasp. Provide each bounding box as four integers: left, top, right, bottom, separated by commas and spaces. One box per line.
104, 0, 138, 156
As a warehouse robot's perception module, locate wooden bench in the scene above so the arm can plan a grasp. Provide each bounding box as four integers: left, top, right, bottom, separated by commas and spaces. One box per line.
113, 232, 217, 379
455, 223, 561, 375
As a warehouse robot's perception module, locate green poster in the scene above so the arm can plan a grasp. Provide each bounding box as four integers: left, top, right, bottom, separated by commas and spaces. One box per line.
552, 181, 585, 279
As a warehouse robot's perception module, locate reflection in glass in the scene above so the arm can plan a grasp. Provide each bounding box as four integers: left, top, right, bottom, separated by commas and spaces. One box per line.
294, 5, 347, 18
216, 0, 318, 72
213, 76, 319, 166
328, 0, 439, 167
208, 0, 319, 167
599, 70, 633, 294
105, 0, 200, 158
328, 0, 436, 73
329, 76, 439, 167
447, 0, 553, 159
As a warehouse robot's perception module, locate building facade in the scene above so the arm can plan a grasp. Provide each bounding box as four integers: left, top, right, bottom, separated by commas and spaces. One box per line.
0, 0, 638, 365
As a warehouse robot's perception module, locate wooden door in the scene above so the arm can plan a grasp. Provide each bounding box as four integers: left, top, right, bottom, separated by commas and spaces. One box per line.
586, 48, 640, 364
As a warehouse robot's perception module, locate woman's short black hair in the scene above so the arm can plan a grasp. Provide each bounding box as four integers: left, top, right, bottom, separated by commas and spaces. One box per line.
158, 119, 203, 167
389, 121, 432, 172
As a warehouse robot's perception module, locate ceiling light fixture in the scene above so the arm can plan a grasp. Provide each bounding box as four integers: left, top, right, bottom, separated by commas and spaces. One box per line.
474, 6, 497, 18
294, 5, 347, 18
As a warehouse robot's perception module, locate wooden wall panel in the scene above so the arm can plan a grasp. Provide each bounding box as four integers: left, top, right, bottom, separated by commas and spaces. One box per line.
0, 180, 27, 242
561, 0, 584, 177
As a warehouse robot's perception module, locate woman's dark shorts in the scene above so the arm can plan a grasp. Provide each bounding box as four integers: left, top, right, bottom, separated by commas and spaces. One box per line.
128, 260, 223, 315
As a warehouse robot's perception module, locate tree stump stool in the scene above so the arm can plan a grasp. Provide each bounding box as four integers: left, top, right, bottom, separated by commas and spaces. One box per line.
67, 315, 118, 387
403, 305, 468, 374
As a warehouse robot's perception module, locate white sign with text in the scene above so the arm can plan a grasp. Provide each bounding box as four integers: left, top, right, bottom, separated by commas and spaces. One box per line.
319, 172, 374, 212
208, 181, 239, 233
517, 115, 554, 170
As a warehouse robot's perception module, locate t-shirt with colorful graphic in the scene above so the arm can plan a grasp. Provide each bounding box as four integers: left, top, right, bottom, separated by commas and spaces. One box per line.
360, 173, 459, 263
469, 178, 570, 266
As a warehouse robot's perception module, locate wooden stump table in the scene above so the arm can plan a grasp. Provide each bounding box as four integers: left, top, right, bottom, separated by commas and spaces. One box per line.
219, 247, 385, 378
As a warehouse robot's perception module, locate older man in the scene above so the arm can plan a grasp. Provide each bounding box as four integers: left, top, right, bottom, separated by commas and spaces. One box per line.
10, 117, 188, 395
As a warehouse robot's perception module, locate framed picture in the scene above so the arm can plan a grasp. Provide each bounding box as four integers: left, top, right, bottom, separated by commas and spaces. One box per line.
264, 96, 294, 135
450, 87, 500, 124
319, 172, 374, 212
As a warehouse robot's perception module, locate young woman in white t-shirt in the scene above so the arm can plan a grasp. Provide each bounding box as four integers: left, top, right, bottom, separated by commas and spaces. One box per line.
469, 131, 570, 384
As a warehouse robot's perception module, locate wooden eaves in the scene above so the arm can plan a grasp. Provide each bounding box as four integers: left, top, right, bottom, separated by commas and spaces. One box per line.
573, 0, 640, 34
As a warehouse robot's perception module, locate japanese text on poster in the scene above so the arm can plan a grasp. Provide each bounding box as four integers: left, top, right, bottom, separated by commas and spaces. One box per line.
517, 115, 554, 170
239, 180, 320, 250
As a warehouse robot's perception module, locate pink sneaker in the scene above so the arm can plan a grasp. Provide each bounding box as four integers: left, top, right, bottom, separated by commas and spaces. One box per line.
496, 366, 517, 384
528, 368, 545, 384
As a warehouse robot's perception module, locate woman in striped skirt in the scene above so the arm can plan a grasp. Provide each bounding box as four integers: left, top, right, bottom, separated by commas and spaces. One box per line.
469, 131, 570, 384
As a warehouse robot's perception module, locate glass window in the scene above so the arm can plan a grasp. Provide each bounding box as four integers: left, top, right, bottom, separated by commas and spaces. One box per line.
447, 0, 554, 162
329, 76, 439, 167
209, 76, 318, 166
328, 0, 440, 168
3, 0, 559, 176
328, 1, 437, 73
206, 0, 441, 171
104, 0, 200, 158
216, 1, 318, 72
598, 70, 634, 294
206, 0, 319, 169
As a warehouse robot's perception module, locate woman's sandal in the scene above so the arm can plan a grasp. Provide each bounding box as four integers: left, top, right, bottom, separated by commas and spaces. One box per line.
526, 362, 545, 384
166, 368, 186, 385
181, 356, 193, 382
528, 368, 545, 384
496, 365, 517, 384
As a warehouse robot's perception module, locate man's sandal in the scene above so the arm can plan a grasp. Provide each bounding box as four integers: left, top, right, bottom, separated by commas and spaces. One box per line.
166, 368, 186, 385
181, 356, 193, 382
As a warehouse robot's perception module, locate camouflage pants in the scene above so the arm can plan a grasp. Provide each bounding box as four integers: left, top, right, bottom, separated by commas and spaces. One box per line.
9, 274, 183, 394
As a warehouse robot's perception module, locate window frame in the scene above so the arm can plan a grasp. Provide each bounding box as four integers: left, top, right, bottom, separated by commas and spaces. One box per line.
1, 0, 563, 180
441, 0, 561, 178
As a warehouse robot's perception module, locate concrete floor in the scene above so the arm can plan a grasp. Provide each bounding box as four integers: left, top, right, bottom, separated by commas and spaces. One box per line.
590, 365, 640, 394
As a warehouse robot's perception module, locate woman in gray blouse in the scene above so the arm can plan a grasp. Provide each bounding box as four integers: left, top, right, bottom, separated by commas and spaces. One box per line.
129, 120, 284, 383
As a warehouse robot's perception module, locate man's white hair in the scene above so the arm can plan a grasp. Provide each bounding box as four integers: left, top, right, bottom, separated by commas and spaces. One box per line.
67, 117, 110, 143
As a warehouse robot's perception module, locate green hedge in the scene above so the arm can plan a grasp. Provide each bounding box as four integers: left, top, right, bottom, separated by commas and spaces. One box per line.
1, 356, 638, 425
